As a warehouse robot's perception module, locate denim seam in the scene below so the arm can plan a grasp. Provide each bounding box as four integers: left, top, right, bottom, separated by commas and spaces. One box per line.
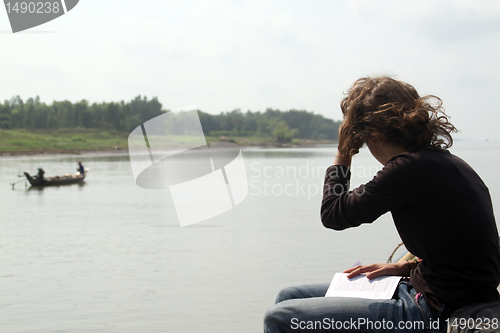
411, 291, 430, 331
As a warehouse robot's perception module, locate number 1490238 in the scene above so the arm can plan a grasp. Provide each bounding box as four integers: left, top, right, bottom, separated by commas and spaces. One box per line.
446, 317, 499, 330
5, 2, 61, 14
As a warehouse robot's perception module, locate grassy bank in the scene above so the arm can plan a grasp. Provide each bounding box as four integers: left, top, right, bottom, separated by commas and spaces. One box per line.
0, 129, 127, 154
0, 129, 335, 155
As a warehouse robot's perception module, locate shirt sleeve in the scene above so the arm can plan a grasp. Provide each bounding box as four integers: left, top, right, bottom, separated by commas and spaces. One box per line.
320, 154, 419, 230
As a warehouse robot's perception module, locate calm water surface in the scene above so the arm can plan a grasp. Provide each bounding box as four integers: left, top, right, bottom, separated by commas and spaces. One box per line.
1, 141, 499, 333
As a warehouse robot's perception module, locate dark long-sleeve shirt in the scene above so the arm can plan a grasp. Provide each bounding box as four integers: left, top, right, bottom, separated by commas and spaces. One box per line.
321, 149, 500, 314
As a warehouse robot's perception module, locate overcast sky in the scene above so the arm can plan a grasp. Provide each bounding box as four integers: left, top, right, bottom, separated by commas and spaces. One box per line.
1, 0, 500, 140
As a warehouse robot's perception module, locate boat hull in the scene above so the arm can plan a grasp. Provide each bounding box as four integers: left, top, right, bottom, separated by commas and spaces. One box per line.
24, 172, 86, 187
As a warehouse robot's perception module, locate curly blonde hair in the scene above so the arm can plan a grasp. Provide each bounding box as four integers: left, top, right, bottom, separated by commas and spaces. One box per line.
338, 76, 457, 158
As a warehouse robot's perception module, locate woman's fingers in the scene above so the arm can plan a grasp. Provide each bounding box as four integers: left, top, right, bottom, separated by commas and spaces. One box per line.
342, 265, 361, 273
343, 264, 380, 278
365, 268, 386, 279
343, 263, 401, 279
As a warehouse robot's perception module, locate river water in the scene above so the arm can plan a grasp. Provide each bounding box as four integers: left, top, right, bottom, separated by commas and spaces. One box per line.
1, 141, 499, 333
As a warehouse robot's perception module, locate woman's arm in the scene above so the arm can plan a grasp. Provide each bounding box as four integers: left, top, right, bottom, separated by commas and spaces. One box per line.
321, 152, 418, 230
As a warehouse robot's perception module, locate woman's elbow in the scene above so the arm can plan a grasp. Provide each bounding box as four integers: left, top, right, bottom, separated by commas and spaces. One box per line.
321, 214, 348, 231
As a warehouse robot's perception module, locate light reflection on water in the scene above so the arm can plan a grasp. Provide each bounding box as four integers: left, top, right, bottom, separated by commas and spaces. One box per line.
1, 142, 499, 333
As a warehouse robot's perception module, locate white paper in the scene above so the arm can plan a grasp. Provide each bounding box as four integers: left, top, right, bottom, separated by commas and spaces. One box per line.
325, 273, 402, 299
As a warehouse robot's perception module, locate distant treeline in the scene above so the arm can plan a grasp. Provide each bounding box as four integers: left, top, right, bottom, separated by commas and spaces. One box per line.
0, 96, 340, 142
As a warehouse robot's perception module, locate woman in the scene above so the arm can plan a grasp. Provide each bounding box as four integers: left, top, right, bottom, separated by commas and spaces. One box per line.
264, 76, 500, 332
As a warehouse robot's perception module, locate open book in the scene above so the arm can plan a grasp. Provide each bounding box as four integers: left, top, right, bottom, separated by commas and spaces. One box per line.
325, 273, 402, 299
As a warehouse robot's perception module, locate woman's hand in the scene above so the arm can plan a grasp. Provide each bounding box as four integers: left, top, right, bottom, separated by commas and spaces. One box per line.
335, 122, 353, 166
343, 262, 408, 279
334, 120, 352, 166
337, 122, 348, 154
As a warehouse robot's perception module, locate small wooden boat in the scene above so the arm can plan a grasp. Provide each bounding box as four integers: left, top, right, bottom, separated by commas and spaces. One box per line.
24, 170, 87, 187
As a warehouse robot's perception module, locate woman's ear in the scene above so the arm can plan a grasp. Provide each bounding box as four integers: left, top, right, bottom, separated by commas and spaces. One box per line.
367, 132, 384, 146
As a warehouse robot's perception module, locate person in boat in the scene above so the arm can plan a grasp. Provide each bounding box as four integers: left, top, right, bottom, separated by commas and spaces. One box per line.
77, 161, 84, 175
264, 76, 500, 332
37, 168, 45, 181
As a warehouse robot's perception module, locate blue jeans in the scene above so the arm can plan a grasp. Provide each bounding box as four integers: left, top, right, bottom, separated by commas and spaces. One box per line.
264, 281, 445, 332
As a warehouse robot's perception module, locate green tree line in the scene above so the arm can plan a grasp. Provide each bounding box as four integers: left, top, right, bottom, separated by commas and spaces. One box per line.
0, 96, 341, 142
198, 108, 340, 142
0, 95, 163, 133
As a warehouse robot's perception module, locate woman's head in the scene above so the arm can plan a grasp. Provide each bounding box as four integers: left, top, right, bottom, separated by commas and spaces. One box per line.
338, 76, 457, 158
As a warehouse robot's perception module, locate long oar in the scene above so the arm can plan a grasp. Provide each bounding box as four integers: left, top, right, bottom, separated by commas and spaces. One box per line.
10, 178, 27, 189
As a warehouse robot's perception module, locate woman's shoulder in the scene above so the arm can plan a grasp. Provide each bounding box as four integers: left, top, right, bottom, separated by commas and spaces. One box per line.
387, 148, 474, 178
389, 148, 451, 164
382, 149, 454, 175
